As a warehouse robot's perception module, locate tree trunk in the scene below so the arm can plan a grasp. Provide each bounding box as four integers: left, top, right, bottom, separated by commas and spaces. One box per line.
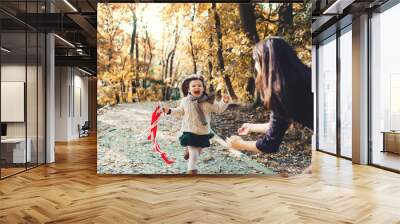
148, 45, 152, 69
189, 35, 197, 74
189, 4, 197, 74
207, 33, 214, 92
120, 79, 125, 103
164, 86, 170, 101
160, 42, 166, 81
163, 55, 167, 81
135, 35, 139, 86
115, 92, 120, 104
174, 60, 180, 82
161, 59, 165, 80
277, 3, 293, 36
144, 30, 152, 88
166, 22, 180, 100
212, 3, 237, 100
142, 51, 147, 88
165, 51, 173, 80
163, 51, 172, 100
130, 10, 139, 89
143, 39, 147, 67
169, 22, 180, 79
131, 80, 136, 94
169, 51, 175, 79
207, 35, 213, 81
166, 50, 175, 101
146, 30, 153, 74
239, 3, 263, 107
239, 3, 259, 43
246, 77, 255, 98
130, 13, 137, 59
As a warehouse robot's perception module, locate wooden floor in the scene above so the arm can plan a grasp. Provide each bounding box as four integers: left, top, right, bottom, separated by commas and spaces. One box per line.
1, 163, 44, 178
1, 135, 400, 223
0, 167, 26, 178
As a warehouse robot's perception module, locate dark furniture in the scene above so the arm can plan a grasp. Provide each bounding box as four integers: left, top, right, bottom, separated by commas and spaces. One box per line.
78, 121, 90, 138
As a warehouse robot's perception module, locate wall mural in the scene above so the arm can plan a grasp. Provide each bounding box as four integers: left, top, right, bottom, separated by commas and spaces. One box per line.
97, 3, 313, 175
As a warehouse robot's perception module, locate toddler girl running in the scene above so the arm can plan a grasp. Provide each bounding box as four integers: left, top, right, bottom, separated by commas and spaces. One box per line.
163, 74, 230, 174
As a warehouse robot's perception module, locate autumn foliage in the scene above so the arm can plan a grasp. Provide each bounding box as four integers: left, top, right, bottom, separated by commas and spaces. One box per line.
97, 3, 311, 106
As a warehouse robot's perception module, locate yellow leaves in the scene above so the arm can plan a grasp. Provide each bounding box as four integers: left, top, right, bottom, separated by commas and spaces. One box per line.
97, 3, 311, 106
98, 85, 118, 106
196, 3, 210, 15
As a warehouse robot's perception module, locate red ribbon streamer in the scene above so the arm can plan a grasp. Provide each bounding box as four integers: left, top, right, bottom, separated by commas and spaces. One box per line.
147, 106, 174, 165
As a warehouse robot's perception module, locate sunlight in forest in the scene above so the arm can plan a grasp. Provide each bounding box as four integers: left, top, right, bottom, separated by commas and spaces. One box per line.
97, 3, 311, 105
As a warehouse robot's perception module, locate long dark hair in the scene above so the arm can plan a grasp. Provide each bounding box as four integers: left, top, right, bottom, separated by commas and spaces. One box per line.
253, 37, 312, 123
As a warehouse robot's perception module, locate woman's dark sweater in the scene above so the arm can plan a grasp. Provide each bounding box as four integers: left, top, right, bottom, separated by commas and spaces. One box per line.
255, 90, 314, 153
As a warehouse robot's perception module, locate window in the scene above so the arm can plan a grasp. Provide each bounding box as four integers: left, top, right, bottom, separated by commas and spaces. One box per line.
339, 26, 352, 158
370, 2, 400, 171
0, 1, 47, 179
317, 35, 337, 154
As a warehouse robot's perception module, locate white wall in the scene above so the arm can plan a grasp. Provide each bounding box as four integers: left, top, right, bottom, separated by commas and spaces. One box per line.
73, 70, 89, 135
55, 66, 69, 141
1, 64, 26, 81
55, 67, 89, 141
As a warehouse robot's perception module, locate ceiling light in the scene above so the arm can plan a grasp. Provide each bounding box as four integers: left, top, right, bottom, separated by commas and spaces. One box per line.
1, 47, 11, 53
54, 34, 75, 48
63, 0, 78, 12
322, 0, 355, 15
78, 67, 93, 76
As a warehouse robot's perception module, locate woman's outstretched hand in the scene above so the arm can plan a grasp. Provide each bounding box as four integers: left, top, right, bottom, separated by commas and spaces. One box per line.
226, 135, 244, 149
227, 135, 260, 153
238, 123, 251, 135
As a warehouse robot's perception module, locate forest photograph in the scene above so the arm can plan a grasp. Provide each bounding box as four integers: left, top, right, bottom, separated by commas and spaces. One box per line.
97, 3, 313, 175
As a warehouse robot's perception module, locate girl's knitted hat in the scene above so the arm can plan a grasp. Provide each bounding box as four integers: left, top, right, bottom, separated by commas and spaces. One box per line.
181, 74, 207, 97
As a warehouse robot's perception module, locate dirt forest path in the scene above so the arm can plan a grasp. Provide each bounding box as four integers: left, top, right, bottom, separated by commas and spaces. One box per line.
97, 101, 273, 175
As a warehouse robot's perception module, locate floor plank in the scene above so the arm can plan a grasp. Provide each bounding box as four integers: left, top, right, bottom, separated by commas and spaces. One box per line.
0, 134, 399, 223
